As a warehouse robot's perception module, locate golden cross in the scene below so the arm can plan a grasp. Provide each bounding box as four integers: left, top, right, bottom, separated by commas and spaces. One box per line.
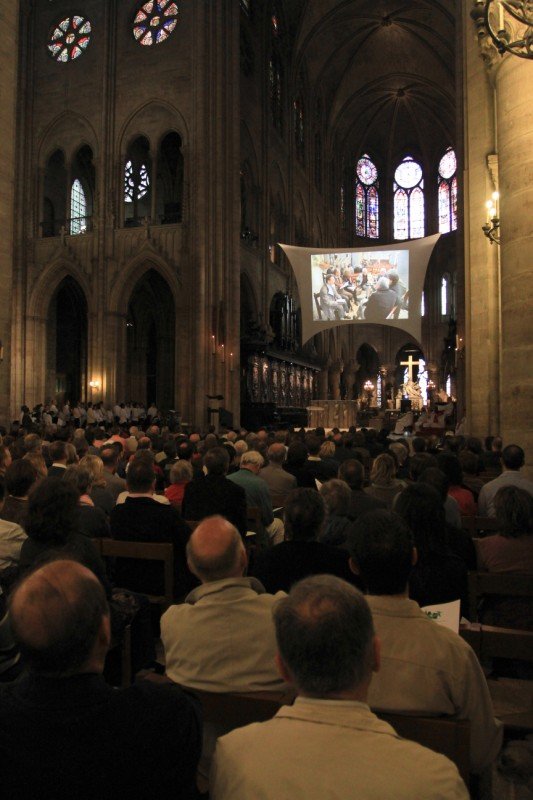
400, 355, 420, 382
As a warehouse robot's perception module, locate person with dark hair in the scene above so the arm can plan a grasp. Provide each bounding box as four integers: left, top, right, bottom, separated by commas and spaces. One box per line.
338, 459, 386, 520
418, 466, 462, 528
62, 465, 110, 540
300, 436, 337, 483
411, 436, 427, 453
212, 574, 468, 800
347, 509, 501, 777
282, 441, 316, 488
47, 440, 68, 477
110, 461, 192, 597
20, 478, 108, 588
0, 559, 201, 798
458, 449, 484, 499
478, 444, 533, 517
478, 486, 533, 575
437, 452, 477, 516
318, 478, 353, 548
259, 443, 297, 506
482, 435, 503, 470
251, 488, 358, 593
394, 483, 472, 608
181, 446, 247, 537
2, 460, 39, 527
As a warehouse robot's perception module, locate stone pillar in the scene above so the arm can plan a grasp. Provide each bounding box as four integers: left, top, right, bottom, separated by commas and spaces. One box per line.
463, 5, 501, 439
0, 1, 19, 422
495, 55, 533, 476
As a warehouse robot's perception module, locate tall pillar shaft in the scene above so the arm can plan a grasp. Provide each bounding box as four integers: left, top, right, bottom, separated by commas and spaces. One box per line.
0, 2, 19, 422
496, 57, 533, 474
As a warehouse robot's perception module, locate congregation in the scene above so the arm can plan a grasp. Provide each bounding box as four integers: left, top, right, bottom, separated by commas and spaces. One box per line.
0, 408, 532, 798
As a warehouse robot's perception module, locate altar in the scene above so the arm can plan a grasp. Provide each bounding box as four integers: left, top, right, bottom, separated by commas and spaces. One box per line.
307, 400, 359, 429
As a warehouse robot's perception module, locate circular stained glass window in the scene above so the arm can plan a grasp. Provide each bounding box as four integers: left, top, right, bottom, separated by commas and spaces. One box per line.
47, 16, 92, 62
439, 148, 457, 180
357, 155, 378, 186
133, 1, 179, 46
395, 157, 423, 189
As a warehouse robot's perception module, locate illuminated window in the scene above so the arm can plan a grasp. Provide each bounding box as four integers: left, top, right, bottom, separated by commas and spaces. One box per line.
124, 160, 150, 202
438, 148, 458, 233
441, 275, 449, 316
47, 16, 91, 62
394, 157, 424, 240
446, 374, 452, 397
70, 179, 86, 235
421, 291, 425, 317
355, 154, 379, 239
133, 1, 178, 46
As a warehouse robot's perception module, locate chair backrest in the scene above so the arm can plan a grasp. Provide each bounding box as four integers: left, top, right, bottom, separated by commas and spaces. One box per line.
183, 687, 470, 787
375, 711, 470, 786
99, 538, 174, 607
461, 516, 500, 538
468, 570, 533, 622
314, 292, 323, 320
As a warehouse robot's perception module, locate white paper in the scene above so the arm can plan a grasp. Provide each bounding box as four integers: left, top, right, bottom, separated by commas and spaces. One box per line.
421, 600, 461, 633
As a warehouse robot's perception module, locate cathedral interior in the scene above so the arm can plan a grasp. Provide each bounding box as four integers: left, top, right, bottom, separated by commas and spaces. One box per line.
0, 1, 531, 471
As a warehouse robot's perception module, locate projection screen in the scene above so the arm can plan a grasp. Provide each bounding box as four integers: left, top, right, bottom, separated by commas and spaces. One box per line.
281, 233, 441, 346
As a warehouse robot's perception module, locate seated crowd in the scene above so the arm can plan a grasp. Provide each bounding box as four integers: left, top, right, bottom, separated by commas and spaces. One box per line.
0, 410, 532, 797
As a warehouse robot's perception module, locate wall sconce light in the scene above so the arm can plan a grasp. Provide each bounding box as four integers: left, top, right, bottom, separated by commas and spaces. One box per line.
472, 1, 533, 60
229, 352, 234, 372
89, 380, 101, 390
482, 191, 500, 245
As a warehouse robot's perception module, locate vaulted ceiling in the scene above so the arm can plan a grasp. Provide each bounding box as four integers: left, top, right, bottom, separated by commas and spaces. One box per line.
284, 0, 457, 172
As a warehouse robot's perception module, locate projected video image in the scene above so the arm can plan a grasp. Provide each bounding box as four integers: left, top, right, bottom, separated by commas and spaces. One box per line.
311, 251, 409, 323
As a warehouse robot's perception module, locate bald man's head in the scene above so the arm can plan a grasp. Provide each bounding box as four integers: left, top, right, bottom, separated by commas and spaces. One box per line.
267, 442, 287, 465
186, 516, 246, 583
10, 560, 109, 677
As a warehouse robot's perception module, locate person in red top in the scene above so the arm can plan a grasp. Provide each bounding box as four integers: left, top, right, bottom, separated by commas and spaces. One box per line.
437, 452, 477, 516
164, 460, 193, 509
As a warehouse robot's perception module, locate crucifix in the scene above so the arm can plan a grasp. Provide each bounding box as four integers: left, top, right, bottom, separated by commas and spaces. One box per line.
400, 354, 420, 382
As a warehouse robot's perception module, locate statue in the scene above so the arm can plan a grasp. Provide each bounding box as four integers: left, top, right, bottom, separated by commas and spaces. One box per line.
329, 359, 344, 400
342, 359, 357, 400
401, 378, 423, 412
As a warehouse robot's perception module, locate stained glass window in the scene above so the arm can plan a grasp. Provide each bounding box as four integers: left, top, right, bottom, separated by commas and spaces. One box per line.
446, 374, 452, 398
438, 147, 458, 233
355, 154, 379, 239
70, 180, 86, 235
124, 160, 150, 202
133, 1, 178, 47
269, 54, 283, 133
421, 291, 425, 317
394, 157, 424, 240
47, 16, 91, 62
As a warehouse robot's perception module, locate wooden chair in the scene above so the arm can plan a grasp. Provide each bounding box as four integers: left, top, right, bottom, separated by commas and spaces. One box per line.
314, 292, 323, 320
461, 516, 500, 538
375, 711, 470, 786
104, 623, 133, 687
468, 571, 533, 623
99, 539, 174, 608
179, 687, 471, 786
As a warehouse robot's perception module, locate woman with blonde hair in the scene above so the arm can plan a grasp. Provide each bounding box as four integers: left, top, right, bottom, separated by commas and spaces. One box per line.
79, 454, 114, 515
364, 453, 406, 508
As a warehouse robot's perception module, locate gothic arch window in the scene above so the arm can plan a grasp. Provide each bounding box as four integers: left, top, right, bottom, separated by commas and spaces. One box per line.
355, 154, 379, 239
42, 149, 67, 237
124, 136, 151, 226
156, 131, 183, 224
393, 156, 424, 240
133, 1, 178, 46
438, 147, 458, 233
47, 15, 91, 62
70, 180, 86, 235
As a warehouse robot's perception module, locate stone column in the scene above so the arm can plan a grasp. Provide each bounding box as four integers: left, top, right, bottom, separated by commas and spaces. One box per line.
0, 1, 19, 422
495, 55, 533, 475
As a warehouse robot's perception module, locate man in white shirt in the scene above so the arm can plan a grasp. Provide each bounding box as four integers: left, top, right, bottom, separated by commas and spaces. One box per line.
348, 509, 502, 776
211, 575, 468, 800
478, 444, 533, 517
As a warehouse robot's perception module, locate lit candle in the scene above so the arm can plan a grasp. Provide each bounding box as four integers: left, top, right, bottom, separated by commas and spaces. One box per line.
230, 352, 234, 372
492, 191, 499, 216
220, 344, 225, 364
485, 200, 492, 223
211, 334, 216, 355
